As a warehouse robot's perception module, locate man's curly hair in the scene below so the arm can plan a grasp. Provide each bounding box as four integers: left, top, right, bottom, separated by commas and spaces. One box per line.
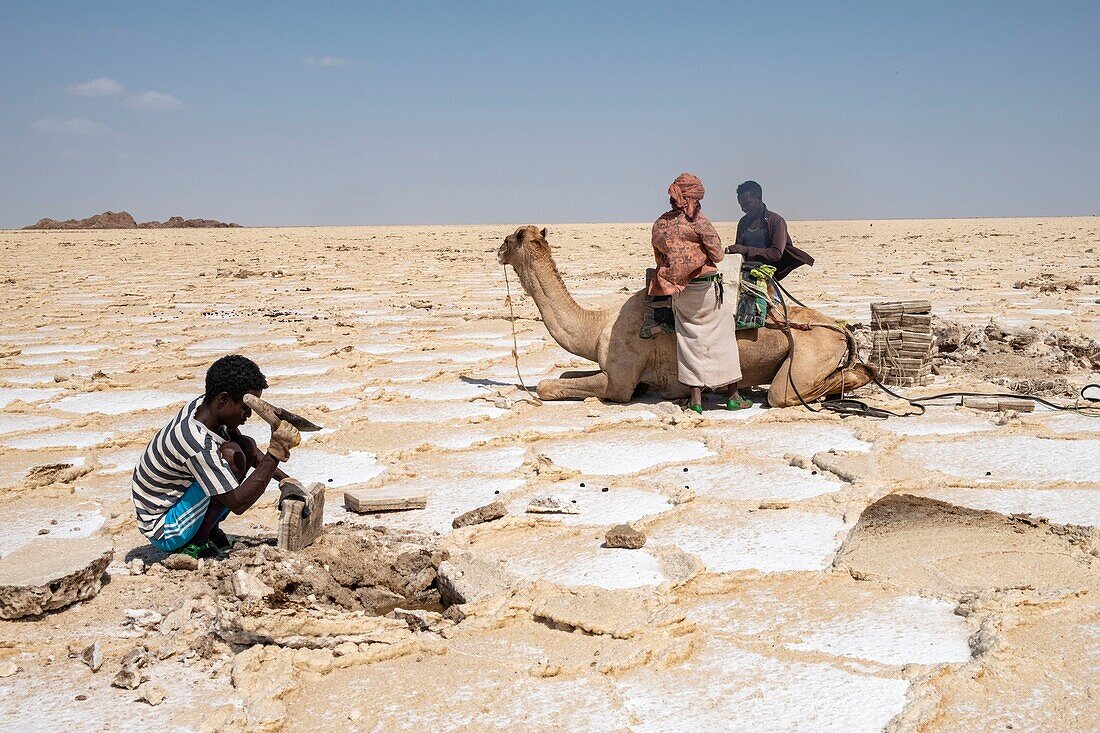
204, 355, 268, 403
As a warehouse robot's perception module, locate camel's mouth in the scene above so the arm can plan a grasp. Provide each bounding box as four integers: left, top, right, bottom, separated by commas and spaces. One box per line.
496, 241, 512, 265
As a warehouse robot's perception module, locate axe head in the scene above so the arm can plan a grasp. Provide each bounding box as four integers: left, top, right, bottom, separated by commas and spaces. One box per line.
243, 394, 323, 432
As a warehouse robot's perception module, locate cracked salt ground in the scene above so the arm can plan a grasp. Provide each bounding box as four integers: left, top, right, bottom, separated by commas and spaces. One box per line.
264, 380, 359, 396
648, 503, 851, 573
0, 414, 65, 436
389, 347, 512, 364
613, 637, 909, 732
0, 504, 106, 557
898, 436, 1100, 483
916, 487, 1100, 527
507, 482, 673, 525
280, 449, 384, 488
261, 362, 333, 378
16, 344, 103, 355
477, 534, 669, 589
50, 390, 192, 415
360, 401, 505, 422
3, 430, 114, 450
706, 422, 872, 458
644, 461, 843, 502
874, 410, 997, 436
1034, 411, 1100, 434
538, 433, 712, 475
354, 342, 408, 355
333, 477, 526, 533
0, 386, 64, 407
17, 354, 97, 366
386, 381, 493, 401
404, 445, 526, 475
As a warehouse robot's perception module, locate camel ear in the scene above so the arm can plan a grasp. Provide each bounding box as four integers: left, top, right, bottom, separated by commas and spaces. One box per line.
540, 227, 548, 238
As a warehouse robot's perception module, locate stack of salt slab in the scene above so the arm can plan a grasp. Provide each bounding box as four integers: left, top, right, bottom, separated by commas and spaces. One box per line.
869, 300, 933, 386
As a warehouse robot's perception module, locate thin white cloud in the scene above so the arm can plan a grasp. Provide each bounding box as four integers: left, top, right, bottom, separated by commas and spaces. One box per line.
304, 55, 347, 68
124, 91, 184, 110
31, 117, 109, 135
68, 77, 124, 97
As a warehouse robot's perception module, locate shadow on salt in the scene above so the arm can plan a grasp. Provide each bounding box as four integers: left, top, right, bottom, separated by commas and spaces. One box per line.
898, 435, 1100, 484
613, 636, 909, 732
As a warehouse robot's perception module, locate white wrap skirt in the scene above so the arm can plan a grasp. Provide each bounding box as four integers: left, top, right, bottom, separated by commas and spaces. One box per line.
671, 277, 742, 388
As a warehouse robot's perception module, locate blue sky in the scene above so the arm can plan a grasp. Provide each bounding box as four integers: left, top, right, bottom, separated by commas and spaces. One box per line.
2, 1, 1098, 227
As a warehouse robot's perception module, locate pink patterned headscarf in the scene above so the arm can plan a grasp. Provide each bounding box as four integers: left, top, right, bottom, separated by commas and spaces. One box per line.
668, 173, 705, 221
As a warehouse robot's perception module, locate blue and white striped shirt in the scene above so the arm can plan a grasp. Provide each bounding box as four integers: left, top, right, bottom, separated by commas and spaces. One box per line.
131, 397, 239, 541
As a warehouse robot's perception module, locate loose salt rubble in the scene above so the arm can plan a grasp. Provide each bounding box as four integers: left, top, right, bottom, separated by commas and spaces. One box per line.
651, 506, 850, 573
525, 496, 580, 515
51, 390, 191, 415
919, 487, 1100, 527
789, 596, 973, 666
539, 434, 712, 475
0, 387, 64, 407
614, 637, 909, 732
280, 449, 384, 488
644, 462, 842, 503
362, 402, 505, 423
3, 430, 114, 450
899, 436, 1100, 483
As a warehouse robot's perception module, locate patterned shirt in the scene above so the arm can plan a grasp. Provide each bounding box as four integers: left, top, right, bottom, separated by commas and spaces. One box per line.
131, 396, 239, 541
649, 211, 724, 296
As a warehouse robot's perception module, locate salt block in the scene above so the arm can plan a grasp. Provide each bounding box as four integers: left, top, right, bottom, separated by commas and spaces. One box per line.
0, 536, 113, 619
344, 486, 427, 513
962, 396, 1036, 413
525, 496, 580, 515
452, 500, 507, 529
277, 480, 326, 551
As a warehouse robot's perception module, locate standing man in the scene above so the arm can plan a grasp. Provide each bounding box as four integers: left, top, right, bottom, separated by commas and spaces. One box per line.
725, 180, 814, 280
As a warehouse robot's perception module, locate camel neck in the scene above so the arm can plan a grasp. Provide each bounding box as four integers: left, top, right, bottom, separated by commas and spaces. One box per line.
514, 254, 600, 362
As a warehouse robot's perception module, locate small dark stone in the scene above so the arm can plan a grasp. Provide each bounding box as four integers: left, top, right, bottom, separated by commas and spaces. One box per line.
580, 483, 585, 487
601, 487, 609, 493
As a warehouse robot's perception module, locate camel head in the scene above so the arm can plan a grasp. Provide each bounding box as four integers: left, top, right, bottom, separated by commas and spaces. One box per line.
497, 225, 549, 269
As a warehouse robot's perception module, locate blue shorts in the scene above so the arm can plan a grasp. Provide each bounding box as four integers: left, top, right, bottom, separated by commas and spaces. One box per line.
150, 482, 229, 552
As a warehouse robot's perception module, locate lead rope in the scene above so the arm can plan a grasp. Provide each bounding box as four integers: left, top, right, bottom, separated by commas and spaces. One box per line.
502, 265, 543, 406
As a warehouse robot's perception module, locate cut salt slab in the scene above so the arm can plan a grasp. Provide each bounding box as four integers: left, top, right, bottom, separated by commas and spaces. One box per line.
644, 461, 842, 503
919, 487, 1100, 528
707, 423, 872, 458
0, 415, 65, 436
508, 482, 673, 526
0, 536, 114, 619
614, 637, 908, 733
539, 434, 712, 475
789, 596, 973, 666
651, 505, 850, 573
279, 449, 384, 488
51, 390, 191, 415
0, 387, 64, 408
362, 402, 505, 423
899, 436, 1100, 484
388, 382, 491, 401
344, 486, 427, 513
3, 430, 114, 450
334, 477, 525, 534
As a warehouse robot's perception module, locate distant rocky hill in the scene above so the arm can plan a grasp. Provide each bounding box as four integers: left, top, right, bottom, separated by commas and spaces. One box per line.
22, 211, 241, 230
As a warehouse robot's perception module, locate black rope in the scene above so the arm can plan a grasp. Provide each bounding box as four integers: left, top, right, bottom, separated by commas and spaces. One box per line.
770, 281, 1100, 419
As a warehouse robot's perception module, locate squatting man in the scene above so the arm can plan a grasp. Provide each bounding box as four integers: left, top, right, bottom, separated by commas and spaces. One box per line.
130, 355, 300, 558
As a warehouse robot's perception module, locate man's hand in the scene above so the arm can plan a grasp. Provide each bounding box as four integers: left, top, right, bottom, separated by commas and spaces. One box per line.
725, 244, 743, 255
266, 420, 301, 462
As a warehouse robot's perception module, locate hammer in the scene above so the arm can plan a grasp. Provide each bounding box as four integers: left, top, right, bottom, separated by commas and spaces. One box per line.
243, 394, 323, 432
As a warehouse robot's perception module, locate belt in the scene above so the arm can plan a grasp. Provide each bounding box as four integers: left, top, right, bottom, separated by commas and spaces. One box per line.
690, 274, 717, 283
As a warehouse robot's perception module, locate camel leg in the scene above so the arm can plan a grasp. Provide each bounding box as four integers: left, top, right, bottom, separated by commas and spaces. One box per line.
767, 333, 849, 408
536, 371, 610, 401
820, 363, 876, 398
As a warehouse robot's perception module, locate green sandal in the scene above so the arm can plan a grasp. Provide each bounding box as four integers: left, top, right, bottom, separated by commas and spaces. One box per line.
725, 398, 753, 411
209, 528, 240, 551
687, 403, 703, 414
175, 540, 220, 559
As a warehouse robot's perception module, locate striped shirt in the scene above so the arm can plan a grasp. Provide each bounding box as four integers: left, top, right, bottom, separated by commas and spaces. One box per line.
131, 396, 239, 541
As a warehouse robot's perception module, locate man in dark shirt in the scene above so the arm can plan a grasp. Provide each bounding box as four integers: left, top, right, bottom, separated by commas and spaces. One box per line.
724, 180, 814, 280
